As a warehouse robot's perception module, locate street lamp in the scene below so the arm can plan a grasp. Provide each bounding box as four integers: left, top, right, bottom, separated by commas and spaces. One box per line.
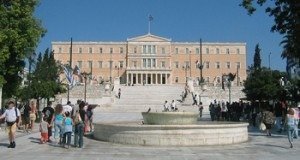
182, 65, 190, 82
81, 71, 90, 102
268, 52, 272, 70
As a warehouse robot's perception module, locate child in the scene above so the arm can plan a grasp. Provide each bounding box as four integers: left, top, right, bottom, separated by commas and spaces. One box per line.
40, 116, 49, 144
63, 112, 73, 149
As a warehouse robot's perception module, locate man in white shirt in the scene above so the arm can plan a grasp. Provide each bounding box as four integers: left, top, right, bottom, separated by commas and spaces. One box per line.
0, 99, 21, 148
63, 101, 73, 114
163, 101, 169, 112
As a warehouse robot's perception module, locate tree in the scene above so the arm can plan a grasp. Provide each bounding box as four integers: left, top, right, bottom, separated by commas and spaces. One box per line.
253, 44, 261, 69
243, 67, 285, 101
0, 0, 46, 98
18, 49, 65, 101
240, 0, 300, 60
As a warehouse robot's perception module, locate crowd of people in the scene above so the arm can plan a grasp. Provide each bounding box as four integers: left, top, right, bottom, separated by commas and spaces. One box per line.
0, 99, 95, 149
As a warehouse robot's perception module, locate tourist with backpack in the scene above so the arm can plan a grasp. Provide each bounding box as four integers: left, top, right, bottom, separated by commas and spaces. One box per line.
262, 107, 275, 136
0, 99, 22, 148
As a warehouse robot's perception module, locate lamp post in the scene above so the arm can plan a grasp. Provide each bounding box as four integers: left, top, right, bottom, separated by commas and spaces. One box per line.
182, 65, 190, 82
268, 52, 271, 70
81, 72, 90, 102
199, 38, 203, 84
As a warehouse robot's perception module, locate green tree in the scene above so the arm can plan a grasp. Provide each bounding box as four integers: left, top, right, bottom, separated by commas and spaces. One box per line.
240, 0, 300, 60
18, 49, 65, 101
243, 67, 285, 101
0, 0, 46, 98
253, 44, 261, 69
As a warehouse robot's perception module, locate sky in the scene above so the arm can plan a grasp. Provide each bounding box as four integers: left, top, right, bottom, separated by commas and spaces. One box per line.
34, 0, 286, 71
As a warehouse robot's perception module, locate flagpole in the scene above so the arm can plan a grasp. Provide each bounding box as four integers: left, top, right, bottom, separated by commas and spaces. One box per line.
67, 37, 73, 102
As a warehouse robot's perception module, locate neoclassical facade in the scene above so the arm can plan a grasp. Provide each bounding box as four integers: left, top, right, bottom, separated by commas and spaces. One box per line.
53, 34, 246, 85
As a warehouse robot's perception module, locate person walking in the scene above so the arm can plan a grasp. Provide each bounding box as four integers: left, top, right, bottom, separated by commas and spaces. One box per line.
29, 99, 37, 132
198, 102, 204, 118
286, 108, 296, 148
262, 107, 275, 136
62, 112, 73, 149
54, 104, 65, 145
163, 101, 169, 112
118, 88, 121, 99
74, 102, 85, 148
0, 100, 22, 148
23, 102, 31, 133
39, 116, 49, 144
42, 101, 55, 142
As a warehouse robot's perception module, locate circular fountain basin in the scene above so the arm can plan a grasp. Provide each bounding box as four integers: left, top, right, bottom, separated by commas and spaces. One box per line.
93, 120, 249, 146
141, 112, 198, 125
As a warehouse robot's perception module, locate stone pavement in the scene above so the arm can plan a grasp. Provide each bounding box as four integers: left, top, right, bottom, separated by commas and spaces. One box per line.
0, 112, 299, 160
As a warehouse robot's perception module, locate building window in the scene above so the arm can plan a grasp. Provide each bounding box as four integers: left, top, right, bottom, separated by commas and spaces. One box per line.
99, 48, 103, 54
79, 48, 82, 54
216, 62, 220, 69
185, 61, 190, 68
143, 59, 146, 68
98, 61, 102, 68
175, 48, 179, 54
133, 61, 137, 68
185, 48, 189, 54
58, 47, 62, 53
110, 48, 113, 54
153, 45, 156, 54
143, 45, 146, 54
196, 48, 200, 54
226, 62, 231, 69
237, 48, 240, 54
206, 48, 209, 54
216, 48, 220, 54
109, 61, 113, 68
120, 47, 123, 54
134, 47, 137, 53
226, 48, 230, 54
119, 61, 124, 68
88, 61, 93, 69
161, 61, 166, 68
236, 62, 241, 69
175, 77, 179, 83
206, 62, 210, 69
175, 62, 179, 68
147, 59, 151, 68
89, 47, 93, 54
152, 59, 156, 68
78, 61, 82, 68
162, 47, 165, 54
147, 45, 151, 54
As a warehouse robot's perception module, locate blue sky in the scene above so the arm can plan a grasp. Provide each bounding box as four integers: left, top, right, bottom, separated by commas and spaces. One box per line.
35, 0, 286, 71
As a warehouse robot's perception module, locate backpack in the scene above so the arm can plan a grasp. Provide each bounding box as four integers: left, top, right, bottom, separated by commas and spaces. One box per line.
263, 111, 274, 124
86, 110, 93, 119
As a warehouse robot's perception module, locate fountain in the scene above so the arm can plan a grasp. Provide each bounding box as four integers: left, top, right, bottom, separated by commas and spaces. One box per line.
93, 111, 248, 146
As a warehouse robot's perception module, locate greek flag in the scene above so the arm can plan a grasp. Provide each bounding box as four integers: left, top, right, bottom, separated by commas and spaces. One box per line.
63, 66, 76, 86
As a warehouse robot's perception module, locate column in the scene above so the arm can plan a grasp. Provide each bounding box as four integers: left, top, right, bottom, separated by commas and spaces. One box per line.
156, 73, 158, 84
160, 73, 162, 84
140, 73, 142, 84
130, 73, 133, 85
145, 73, 148, 84
126, 73, 129, 84
165, 73, 168, 84
151, 74, 154, 84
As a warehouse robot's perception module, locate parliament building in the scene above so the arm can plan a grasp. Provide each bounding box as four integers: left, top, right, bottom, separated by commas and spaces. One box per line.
53, 33, 246, 85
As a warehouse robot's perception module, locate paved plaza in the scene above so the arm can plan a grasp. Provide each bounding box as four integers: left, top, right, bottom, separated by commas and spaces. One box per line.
0, 111, 299, 160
